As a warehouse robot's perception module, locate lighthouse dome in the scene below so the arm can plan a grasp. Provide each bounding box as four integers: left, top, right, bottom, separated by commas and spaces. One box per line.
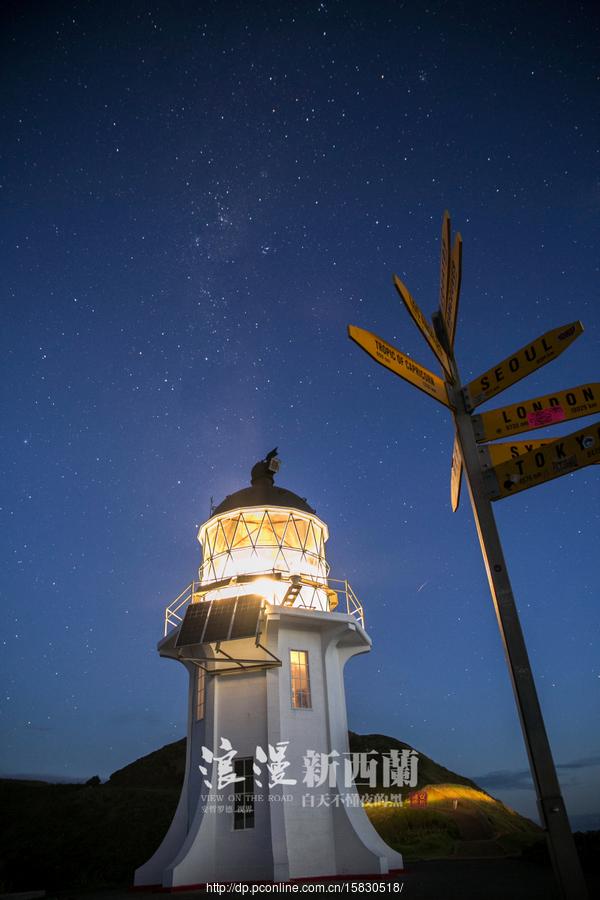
212, 450, 315, 516
197, 451, 330, 611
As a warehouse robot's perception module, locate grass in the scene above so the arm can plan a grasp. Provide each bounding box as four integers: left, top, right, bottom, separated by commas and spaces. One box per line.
366, 803, 461, 859
0, 779, 180, 892
364, 783, 542, 861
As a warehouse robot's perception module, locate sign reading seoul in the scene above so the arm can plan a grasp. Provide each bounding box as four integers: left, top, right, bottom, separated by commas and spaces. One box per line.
463, 322, 583, 410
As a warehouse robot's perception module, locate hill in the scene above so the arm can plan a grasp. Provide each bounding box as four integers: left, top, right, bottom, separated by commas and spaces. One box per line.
348, 731, 481, 794
108, 736, 186, 789
106, 732, 479, 795
366, 783, 541, 861
0, 732, 543, 892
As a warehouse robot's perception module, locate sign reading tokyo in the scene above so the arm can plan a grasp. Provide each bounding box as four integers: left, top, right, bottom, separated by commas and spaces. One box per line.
479, 439, 554, 469
485, 421, 600, 500
348, 325, 451, 408
463, 321, 583, 410
472, 383, 600, 442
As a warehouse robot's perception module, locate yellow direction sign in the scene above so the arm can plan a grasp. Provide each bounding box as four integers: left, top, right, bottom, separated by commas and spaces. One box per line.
444, 232, 462, 348
393, 275, 453, 378
485, 421, 600, 500
348, 325, 451, 408
479, 437, 600, 470
472, 382, 600, 442
439, 210, 451, 324
479, 439, 554, 470
463, 321, 583, 411
450, 435, 463, 512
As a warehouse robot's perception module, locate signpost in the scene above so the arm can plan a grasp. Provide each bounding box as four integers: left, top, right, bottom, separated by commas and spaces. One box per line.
348, 212, 593, 900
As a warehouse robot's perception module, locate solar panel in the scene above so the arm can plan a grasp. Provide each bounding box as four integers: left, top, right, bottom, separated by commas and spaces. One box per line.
230, 594, 262, 639
203, 596, 237, 643
176, 594, 264, 647
176, 602, 211, 647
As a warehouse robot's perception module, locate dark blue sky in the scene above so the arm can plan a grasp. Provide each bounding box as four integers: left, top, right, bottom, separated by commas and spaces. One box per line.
2, 1, 599, 827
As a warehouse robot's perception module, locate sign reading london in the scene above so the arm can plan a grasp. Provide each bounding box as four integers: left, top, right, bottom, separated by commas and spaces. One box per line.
472, 383, 599, 442
485, 421, 600, 500
463, 322, 583, 410
348, 325, 451, 408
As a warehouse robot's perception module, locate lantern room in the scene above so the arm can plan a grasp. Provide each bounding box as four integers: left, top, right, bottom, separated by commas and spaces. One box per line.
195, 449, 332, 612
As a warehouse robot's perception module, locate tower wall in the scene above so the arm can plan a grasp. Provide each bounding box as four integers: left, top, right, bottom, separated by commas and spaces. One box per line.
135, 606, 403, 887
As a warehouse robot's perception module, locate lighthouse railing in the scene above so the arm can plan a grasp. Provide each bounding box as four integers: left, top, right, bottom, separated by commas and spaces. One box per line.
164, 582, 194, 635
164, 573, 365, 635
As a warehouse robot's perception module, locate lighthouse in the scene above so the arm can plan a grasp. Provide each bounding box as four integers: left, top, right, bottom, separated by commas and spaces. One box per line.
134, 452, 403, 887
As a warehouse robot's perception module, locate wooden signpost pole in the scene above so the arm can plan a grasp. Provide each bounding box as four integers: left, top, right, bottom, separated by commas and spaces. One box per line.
434, 312, 588, 900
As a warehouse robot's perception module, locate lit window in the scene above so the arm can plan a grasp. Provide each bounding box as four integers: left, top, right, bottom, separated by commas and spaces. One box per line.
290, 649, 311, 709
233, 757, 255, 830
196, 668, 205, 721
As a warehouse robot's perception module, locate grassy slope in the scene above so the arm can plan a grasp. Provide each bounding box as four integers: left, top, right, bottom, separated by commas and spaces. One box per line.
365, 784, 541, 861
0, 779, 179, 892
0, 734, 545, 890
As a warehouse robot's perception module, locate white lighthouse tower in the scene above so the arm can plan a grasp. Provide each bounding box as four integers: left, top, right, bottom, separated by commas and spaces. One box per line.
135, 452, 403, 888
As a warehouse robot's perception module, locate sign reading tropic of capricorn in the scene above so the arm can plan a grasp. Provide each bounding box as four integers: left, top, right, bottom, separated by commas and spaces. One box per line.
348, 212, 593, 900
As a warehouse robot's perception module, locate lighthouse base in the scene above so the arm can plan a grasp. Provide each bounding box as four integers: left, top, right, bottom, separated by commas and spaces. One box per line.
134, 605, 404, 887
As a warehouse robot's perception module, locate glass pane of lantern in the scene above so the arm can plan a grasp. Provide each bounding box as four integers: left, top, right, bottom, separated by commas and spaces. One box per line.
242, 512, 261, 543
292, 516, 309, 548
281, 516, 302, 549
304, 522, 319, 554
273, 548, 291, 572
213, 521, 228, 554
220, 517, 238, 548
257, 512, 278, 546
269, 514, 289, 542
230, 515, 251, 548
204, 524, 216, 557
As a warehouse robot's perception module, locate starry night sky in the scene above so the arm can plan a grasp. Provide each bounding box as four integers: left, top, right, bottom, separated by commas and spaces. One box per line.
2, 1, 599, 827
